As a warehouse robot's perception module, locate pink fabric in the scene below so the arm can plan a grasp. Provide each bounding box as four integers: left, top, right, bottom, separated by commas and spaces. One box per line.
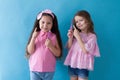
29, 31, 57, 72
64, 33, 100, 71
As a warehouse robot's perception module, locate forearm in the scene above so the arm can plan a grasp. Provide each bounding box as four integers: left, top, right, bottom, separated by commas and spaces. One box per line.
27, 38, 36, 54
49, 46, 61, 57
76, 36, 88, 53
67, 38, 73, 49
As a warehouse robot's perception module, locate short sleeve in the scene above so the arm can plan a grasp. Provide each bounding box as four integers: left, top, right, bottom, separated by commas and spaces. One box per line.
52, 35, 57, 45
85, 34, 100, 57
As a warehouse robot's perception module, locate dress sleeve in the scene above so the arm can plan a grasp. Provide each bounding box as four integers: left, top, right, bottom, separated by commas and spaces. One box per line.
52, 35, 57, 45
85, 34, 100, 57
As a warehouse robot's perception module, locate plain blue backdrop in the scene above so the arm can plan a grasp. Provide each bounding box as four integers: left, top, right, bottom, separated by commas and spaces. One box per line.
0, 0, 120, 80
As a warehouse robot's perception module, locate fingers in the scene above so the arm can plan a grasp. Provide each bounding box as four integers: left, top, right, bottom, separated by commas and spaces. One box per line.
32, 28, 39, 39
45, 39, 52, 48
67, 29, 73, 38
34, 28, 39, 34
73, 25, 77, 30
34, 28, 37, 32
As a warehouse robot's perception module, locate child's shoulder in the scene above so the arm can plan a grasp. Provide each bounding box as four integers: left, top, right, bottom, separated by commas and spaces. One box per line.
49, 32, 57, 39
50, 32, 56, 36
88, 33, 96, 39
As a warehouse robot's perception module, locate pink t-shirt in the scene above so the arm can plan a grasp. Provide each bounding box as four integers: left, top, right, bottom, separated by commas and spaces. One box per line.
64, 33, 100, 71
29, 31, 57, 72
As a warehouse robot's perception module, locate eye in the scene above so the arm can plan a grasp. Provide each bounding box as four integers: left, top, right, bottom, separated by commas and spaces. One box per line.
80, 19, 83, 21
78, 19, 84, 22
42, 21, 45, 24
75, 21, 78, 24
47, 22, 51, 25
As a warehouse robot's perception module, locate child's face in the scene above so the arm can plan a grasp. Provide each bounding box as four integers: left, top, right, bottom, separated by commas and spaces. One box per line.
39, 15, 53, 32
74, 16, 88, 32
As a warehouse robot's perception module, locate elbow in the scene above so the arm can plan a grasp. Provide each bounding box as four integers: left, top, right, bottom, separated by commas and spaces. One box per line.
27, 48, 33, 54
56, 50, 62, 57
67, 44, 72, 49
67, 45, 71, 49
82, 47, 88, 54
27, 46, 35, 54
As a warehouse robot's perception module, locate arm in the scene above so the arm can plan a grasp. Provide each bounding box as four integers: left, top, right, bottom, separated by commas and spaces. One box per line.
45, 39, 61, 57
74, 26, 99, 56
75, 34, 88, 53
27, 37, 36, 54
27, 28, 39, 54
67, 38, 73, 49
66, 29, 74, 49
73, 27, 88, 54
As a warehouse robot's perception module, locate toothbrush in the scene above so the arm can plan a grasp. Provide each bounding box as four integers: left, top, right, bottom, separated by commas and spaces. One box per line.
47, 31, 51, 39
70, 23, 73, 30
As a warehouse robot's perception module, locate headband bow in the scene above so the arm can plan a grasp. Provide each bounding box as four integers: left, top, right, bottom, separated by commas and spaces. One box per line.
37, 9, 54, 20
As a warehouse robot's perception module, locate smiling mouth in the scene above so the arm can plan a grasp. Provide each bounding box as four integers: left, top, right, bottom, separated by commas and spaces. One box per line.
78, 25, 82, 28
43, 28, 48, 30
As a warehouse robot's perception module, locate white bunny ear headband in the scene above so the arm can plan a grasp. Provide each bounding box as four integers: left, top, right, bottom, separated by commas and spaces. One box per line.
37, 9, 54, 20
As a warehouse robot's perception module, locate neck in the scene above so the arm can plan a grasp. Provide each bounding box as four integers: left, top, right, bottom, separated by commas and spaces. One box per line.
81, 30, 87, 33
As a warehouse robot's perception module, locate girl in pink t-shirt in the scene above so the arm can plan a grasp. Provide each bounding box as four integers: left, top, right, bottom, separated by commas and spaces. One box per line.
64, 10, 100, 80
25, 9, 62, 80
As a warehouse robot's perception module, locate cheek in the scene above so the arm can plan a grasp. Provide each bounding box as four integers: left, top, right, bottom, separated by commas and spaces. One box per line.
81, 21, 85, 25
39, 22, 41, 27
49, 26, 52, 30
76, 23, 79, 26
49, 24, 53, 28
39, 24, 43, 29
39, 22, 44, 28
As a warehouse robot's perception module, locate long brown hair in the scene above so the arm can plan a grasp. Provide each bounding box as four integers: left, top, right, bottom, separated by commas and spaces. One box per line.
25, 12, 62, 58
73, 10, 95, 34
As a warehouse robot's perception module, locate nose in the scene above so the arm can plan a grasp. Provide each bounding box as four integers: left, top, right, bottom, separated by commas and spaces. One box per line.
78, 22, 81, 25
43, 23, 47, 28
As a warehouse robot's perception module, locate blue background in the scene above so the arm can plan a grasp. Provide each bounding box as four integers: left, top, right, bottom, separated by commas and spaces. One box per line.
0, 0, 120, 80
